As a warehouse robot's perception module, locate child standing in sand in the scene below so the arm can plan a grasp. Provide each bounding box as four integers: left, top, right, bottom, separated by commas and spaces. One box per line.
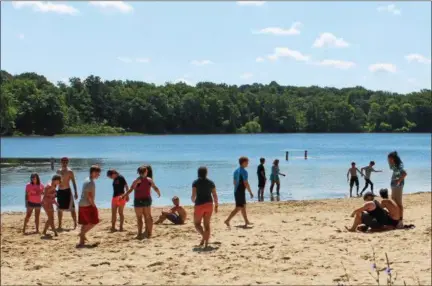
107, 169, 129, 232
192, 167, 218, 247
42, 175, 62, 237
388, 151, 407, 228
224, 157, 254, 228
122, 166, 161, 239
77, 165, 101, 247
23, 173, 44, 234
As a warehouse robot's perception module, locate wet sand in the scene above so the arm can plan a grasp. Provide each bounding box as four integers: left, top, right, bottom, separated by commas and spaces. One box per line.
1, 192, 431, 285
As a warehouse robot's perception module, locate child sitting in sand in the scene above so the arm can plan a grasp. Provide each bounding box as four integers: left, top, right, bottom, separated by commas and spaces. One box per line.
155, 196, 187, 225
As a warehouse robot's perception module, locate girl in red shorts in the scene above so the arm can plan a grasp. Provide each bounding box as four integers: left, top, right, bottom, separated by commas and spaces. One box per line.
191, 166, 219, 248
77, 165, 101, 247
107, 169, 129, 232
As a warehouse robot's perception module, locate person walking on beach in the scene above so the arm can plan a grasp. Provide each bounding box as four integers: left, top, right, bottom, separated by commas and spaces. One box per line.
347, 162, 363, 197
360, 161, 382, 196
270, 159, 285, 196
388, 151, 407, 228
23, 173, 44, 234
107, 169, 129, 232
77, 165, 101, 247
56, 157, 78, 230
155, 196, 187, 225
257, 158, 266, 201
122, 166, 161, 239
42, 175, 62, 237
224, 157, 254, 228
191, 167, 218, 248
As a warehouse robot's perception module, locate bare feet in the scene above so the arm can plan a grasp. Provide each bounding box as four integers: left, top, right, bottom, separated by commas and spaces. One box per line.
73, 223, 77, 230
345, 226, 355, 232
110, 227, 117, 232
224, 220, 230, 228
119, 227, 124, 232
199, 239, 205, 246
54, 231, 59, 237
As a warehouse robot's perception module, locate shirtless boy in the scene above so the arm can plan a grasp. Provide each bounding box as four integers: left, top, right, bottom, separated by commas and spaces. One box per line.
379, 188, 401, 226
56, 157, 78, 229
155, 196, 187, 225
347, 162, 363, 198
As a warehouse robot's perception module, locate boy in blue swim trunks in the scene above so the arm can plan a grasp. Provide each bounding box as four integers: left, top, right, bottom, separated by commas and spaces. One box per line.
155, 196, 187, 225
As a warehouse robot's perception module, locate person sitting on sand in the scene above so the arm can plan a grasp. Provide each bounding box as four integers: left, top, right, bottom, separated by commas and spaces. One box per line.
155, 196, 187, 225
345, 192, 393, 232
122, 166, 161, 239
77, 165, 101, 248
378, 188, 401, 227
107, 169, 129, 232
224, 157, 253, 228
191, 166, 218, 248
42, 175, 62, 237
23, 173, 44, 234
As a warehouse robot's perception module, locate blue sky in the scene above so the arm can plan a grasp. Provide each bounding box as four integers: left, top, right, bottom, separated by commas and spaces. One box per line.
1, 1, 431, 93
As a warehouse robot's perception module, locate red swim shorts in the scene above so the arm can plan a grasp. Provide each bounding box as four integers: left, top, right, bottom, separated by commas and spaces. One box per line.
112, 196, 128, 207
194, 202, 213, 217
78, 205, 100, 225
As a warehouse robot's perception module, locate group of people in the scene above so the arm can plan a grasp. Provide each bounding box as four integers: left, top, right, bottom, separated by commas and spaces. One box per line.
346, 151, 409, 231
22, 151, 409, 248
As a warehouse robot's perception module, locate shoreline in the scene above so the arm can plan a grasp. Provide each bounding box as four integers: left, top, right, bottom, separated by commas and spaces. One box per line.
1, 192, 431, 285
1, 191, 430, 215
2, 131, 431, 138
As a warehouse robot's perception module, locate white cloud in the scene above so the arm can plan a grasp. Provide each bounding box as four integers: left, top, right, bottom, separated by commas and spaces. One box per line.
18, 34, 25, 40
405, 53, 431, 64
377, 4, 401, 15
369, 63, 397, 73
253, 22, 302, 36
267, 47, 310, 62
313, 33, 349, 48
117, 57, 133, 63
136, 58, 151, 63
236, 1, 266, 6
256, 57, 265, 63
89, 1, 133, 13
240, 72, 254, 79
190, 60, 214, 66
12, 1, 79, 15
313, 59, 356, 70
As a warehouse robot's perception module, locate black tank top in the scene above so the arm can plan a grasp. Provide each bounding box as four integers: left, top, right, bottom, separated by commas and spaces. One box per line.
367, 200, 388, 224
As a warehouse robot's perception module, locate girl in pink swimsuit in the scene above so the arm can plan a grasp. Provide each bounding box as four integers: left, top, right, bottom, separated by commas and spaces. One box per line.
23, 173, 44, 234
42, 175, 62, 237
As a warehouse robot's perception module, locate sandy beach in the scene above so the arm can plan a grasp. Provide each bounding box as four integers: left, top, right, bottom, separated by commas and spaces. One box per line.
1, 192, 431, 285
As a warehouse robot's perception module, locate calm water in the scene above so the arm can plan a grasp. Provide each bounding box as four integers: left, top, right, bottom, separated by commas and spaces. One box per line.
1, 134, 430, 211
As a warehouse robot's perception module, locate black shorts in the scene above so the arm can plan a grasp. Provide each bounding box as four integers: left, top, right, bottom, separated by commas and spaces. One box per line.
361, 212, 382, 230
134, 198, 152, 208
258, 179, 266, 188
350, 177, 359, 187
27, 201, 42, 208
385, 217, 399, 227
57, 188, 75, 211
235, 191, 246, 207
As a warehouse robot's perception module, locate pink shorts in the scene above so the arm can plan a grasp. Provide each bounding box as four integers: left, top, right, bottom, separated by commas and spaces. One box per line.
194, 203, 213, 217
112, 196, 128, 207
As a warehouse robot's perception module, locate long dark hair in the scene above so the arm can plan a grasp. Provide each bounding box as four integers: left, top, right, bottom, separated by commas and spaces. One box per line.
30, 173, 41, 185
144, 165, 153, 179
388, 151, 403, 168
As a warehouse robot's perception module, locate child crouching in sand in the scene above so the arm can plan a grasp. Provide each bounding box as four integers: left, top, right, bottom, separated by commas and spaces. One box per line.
77, 165, 101, 248
122, 166, 161, 239
42, 175, 62, 237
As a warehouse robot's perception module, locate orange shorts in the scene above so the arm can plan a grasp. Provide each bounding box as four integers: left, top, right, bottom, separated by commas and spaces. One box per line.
194, 202, 213, 217
112, 196, 128, 207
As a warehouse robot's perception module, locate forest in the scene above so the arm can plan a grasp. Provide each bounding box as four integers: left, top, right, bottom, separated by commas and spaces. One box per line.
1, 70, 431, 136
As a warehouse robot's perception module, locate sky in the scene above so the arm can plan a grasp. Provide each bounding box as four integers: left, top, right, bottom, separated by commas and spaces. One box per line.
1, 1, 431, 93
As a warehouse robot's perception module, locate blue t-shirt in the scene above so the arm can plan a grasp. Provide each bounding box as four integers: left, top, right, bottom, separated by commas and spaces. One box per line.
234, 167, 248, 193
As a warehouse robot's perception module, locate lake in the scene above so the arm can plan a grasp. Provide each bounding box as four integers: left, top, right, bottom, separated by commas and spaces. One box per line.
1, 134, 430, 211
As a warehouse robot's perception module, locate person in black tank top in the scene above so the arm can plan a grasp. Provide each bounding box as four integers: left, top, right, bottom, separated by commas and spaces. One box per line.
107, 169, 129, 232
192, 166, 218, 248
346, 192, 392, 232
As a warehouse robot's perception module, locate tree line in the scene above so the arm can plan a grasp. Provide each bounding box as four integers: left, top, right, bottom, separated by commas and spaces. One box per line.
1, 70, 431, 136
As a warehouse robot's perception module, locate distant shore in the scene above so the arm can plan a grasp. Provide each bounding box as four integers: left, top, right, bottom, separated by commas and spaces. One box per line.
1, 192, 431, 285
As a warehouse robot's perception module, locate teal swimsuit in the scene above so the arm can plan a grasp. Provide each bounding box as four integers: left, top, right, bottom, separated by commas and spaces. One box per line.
270, 166, 280, 182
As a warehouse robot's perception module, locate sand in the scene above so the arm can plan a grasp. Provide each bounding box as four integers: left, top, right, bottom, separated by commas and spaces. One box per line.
1, 192, 431, 285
